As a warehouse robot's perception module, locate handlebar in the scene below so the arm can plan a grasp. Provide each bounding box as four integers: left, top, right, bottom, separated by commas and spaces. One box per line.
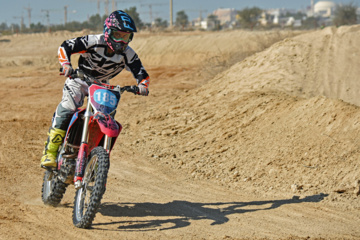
60, 67, 139, 94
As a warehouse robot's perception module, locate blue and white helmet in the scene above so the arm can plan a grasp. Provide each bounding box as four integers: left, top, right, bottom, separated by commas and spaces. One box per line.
104, 10, 137, 54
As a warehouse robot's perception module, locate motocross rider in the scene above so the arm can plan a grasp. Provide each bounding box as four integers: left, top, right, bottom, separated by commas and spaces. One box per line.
40, 10, 149, 168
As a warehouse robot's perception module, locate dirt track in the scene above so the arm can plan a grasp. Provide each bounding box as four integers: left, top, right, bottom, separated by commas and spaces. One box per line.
1, 27, 360, 239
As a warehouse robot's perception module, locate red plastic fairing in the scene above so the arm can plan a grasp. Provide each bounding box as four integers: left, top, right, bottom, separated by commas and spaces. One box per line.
92, 112, 121, 137
87, 113, 122, 152
65, 108, 86, 140
87, 121, 103, 152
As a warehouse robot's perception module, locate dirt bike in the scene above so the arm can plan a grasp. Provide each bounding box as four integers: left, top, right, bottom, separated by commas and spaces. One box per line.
41, 69, 138, 228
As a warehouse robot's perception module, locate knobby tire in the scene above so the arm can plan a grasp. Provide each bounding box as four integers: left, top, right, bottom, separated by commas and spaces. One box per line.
72, 146, 109, 229
41, 170, 68, 207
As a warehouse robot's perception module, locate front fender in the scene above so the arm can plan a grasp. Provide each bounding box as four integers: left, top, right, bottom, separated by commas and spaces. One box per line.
91, 112, 122, 138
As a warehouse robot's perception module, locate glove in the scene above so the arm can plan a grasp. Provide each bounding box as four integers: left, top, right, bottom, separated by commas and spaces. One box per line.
60, 63, 73, 77
137, 78, 149, 96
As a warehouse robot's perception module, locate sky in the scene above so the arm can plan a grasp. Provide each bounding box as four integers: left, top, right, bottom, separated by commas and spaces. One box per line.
1, 0, 360, 27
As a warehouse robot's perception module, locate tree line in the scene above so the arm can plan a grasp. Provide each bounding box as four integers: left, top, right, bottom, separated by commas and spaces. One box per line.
0, 3, 358, 34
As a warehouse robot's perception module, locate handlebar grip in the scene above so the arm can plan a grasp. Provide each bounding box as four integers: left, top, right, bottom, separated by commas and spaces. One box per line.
59, 67, 78, 79
125, 85, 139, 94
133, 86, 139, 94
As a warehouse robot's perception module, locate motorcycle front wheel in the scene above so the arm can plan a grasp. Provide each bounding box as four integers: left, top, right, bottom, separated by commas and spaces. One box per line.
72, 146, 109, 228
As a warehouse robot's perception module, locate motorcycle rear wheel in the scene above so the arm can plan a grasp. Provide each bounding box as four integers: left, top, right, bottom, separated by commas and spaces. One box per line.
72, 146, 109, 228
41, 170, 68, 207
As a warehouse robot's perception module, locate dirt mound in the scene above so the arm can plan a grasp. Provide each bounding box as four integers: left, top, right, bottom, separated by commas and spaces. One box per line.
136, 25, 360, 207
206, 25, 360, 105
0, 30, 300, 69
131, 30, 301, 67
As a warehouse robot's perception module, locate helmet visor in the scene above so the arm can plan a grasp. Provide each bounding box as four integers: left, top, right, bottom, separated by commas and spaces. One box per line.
110, 30, 131, 43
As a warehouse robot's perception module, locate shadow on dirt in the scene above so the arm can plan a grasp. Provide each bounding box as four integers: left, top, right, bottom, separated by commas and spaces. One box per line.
94, 193, 328, 231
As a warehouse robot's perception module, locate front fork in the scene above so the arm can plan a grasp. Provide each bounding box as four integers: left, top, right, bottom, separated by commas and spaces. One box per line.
74, 100, 112, 189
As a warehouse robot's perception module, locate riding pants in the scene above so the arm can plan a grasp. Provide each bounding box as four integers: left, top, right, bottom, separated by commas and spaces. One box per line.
52, 78, 88, 130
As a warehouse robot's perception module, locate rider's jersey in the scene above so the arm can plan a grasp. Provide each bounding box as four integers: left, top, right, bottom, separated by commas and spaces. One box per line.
58, 34, 149, 84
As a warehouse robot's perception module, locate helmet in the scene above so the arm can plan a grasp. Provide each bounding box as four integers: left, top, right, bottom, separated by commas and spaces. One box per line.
104, 10, 137, 54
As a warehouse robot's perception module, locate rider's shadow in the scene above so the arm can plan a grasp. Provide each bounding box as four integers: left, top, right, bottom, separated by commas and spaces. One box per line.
94, 193, 328, 231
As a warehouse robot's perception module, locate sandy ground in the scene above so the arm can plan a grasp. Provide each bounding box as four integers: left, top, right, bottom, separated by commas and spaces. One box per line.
1, 27, 360, 239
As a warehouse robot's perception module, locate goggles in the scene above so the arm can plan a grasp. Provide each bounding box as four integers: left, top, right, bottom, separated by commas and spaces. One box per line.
110, 30, 131, 43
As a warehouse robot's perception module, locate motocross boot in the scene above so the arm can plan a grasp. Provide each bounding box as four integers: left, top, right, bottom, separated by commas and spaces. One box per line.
40, 127, 66, 168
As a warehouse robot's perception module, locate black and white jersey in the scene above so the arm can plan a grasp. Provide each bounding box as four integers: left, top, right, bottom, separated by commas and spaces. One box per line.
58, 34, 149, 84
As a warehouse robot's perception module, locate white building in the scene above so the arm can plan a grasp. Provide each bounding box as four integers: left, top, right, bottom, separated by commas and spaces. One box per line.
259, 8, 300, 27
313, 1, 336, 17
